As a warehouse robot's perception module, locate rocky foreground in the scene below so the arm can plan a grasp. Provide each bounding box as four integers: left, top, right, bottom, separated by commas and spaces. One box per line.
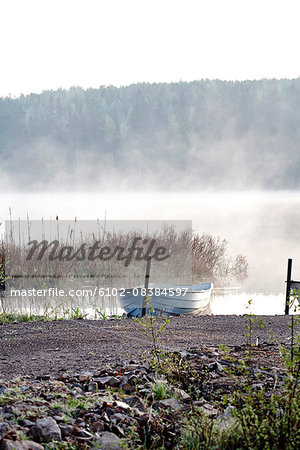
0, 316, 299, 448
0, 344, 295, 449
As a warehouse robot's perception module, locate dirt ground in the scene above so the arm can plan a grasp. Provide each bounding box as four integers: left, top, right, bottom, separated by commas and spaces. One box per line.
0, 315, 298, 380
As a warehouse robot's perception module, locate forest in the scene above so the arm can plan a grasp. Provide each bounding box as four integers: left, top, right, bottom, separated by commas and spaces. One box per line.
1, 78, 300, 190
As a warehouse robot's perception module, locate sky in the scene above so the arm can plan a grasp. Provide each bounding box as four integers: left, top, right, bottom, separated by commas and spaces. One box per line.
1, 0, 300, 97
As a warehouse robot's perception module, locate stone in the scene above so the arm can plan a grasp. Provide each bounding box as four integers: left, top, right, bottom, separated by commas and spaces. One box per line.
78, 372, 94, 382
59, 424, 74, 438
22, 420, 35, 428
94, 376, 118, 389
127, 373, 138, 383
220, 360, 233, 367
0, 422, 10, 440
124, 396, 146, 412
199, 403, 219, 418
76, 429, 94, 439
93, 431, 121, 449
224, 406, 236, 417
252, 383, 263, 390
21, 387, 29, 392
173, 388, 191, 403
52, 415, 64, 423
119, 381, 134, 393
107, 377, 120, 387
1, 440, 44, 450
112, 401, 131, 411
215, 406, 237, 431
158, 398, 187, 413
35, 375, 51, 381
72, 383, 84, 391
87, 382, 98, 392
92, 420, 105, 432
147, 372, 156, 381
207, 361, 223, 372
124, 364, 140, 371
110, 413, 126, 425
30, 417, 62, 443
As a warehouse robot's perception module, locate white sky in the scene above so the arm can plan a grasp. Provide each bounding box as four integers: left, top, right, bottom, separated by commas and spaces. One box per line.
1, 0, 300, 97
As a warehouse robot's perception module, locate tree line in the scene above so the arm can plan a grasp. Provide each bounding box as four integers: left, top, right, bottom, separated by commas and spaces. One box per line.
1, 79, 300, 190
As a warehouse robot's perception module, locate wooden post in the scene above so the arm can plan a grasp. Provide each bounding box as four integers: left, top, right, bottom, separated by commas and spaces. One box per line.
285, 258, 292, 315
0, 242, 5, 293
142, 257, 151, 317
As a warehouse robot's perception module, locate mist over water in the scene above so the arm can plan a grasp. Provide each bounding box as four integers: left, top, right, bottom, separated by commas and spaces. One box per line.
1, 190, 300, 314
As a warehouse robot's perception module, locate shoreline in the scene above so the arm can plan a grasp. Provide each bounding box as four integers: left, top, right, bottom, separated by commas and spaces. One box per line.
0, 315, 298, 380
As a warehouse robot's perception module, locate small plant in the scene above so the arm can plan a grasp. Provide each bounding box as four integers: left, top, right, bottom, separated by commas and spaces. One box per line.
0, 312, 45, 324
96, 309, 122, 320
244, 299, 266, 362
69, 307, 88, 320
134, 297, 169, 370
180, 407, 215, 449
150, 377, 173, 400
97, 309, 108, 320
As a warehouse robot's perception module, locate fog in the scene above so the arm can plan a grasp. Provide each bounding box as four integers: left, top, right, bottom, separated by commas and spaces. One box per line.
1, 190, 300, 297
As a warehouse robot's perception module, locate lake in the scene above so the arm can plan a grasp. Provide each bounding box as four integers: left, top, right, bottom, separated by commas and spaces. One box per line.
1, 190, 300, 315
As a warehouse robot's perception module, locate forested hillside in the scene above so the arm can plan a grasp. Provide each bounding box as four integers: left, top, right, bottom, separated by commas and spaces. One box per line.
1, 79, 300, 190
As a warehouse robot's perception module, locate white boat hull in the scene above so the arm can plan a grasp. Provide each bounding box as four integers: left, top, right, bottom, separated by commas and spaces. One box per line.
117, 282, 213, 317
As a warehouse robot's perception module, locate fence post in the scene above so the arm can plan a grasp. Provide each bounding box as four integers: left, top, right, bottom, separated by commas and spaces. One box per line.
285, 258, 292, 315
142, 257, 151, 317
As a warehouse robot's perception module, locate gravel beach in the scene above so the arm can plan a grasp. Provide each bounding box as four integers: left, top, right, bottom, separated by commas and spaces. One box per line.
0, 315, 297, 380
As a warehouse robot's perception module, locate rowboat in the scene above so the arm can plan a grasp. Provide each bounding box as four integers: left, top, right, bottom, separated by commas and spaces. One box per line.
117, 282, 213, 317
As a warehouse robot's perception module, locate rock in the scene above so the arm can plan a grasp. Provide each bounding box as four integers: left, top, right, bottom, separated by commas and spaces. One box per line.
157, 398, 187, 414
93, 431, 121, 449
215, 406, 237, 431
147, 372, 156, 381
199, 403, 219, 418
22, 420, 35, 428
76, 429, 94, 439
0, 422, 10, 440
207, 361, 223, 372
107, 377, 120, 387
20, 387, 29, 392
59, 424, 74, 438
52, 415, 64, 423
124, 396, 146, 412
124, 364, 140, 371
72, 383, 84, 391
110, 413, 127, 426
35, 375, 51, 381
252, 383, 263, 390
119, 381, 134, 393
87, 382, 98, 392
30, 417, 62, 443
173, 388, 191, 403
224, 406, 236, 417
92, 421, 105, 433
78, 372, 94, 383
220, 360, 233, 367
127, 373, 138, 383
135, 412, 150, 426
0, 386, 6, 395
112, 401, 132, 411
1, 414, 13, 420
94, 376, 119, 389
1, 440, 44, 450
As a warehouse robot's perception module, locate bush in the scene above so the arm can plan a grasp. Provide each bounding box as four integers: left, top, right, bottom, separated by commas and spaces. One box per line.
192, 232, 248, 286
